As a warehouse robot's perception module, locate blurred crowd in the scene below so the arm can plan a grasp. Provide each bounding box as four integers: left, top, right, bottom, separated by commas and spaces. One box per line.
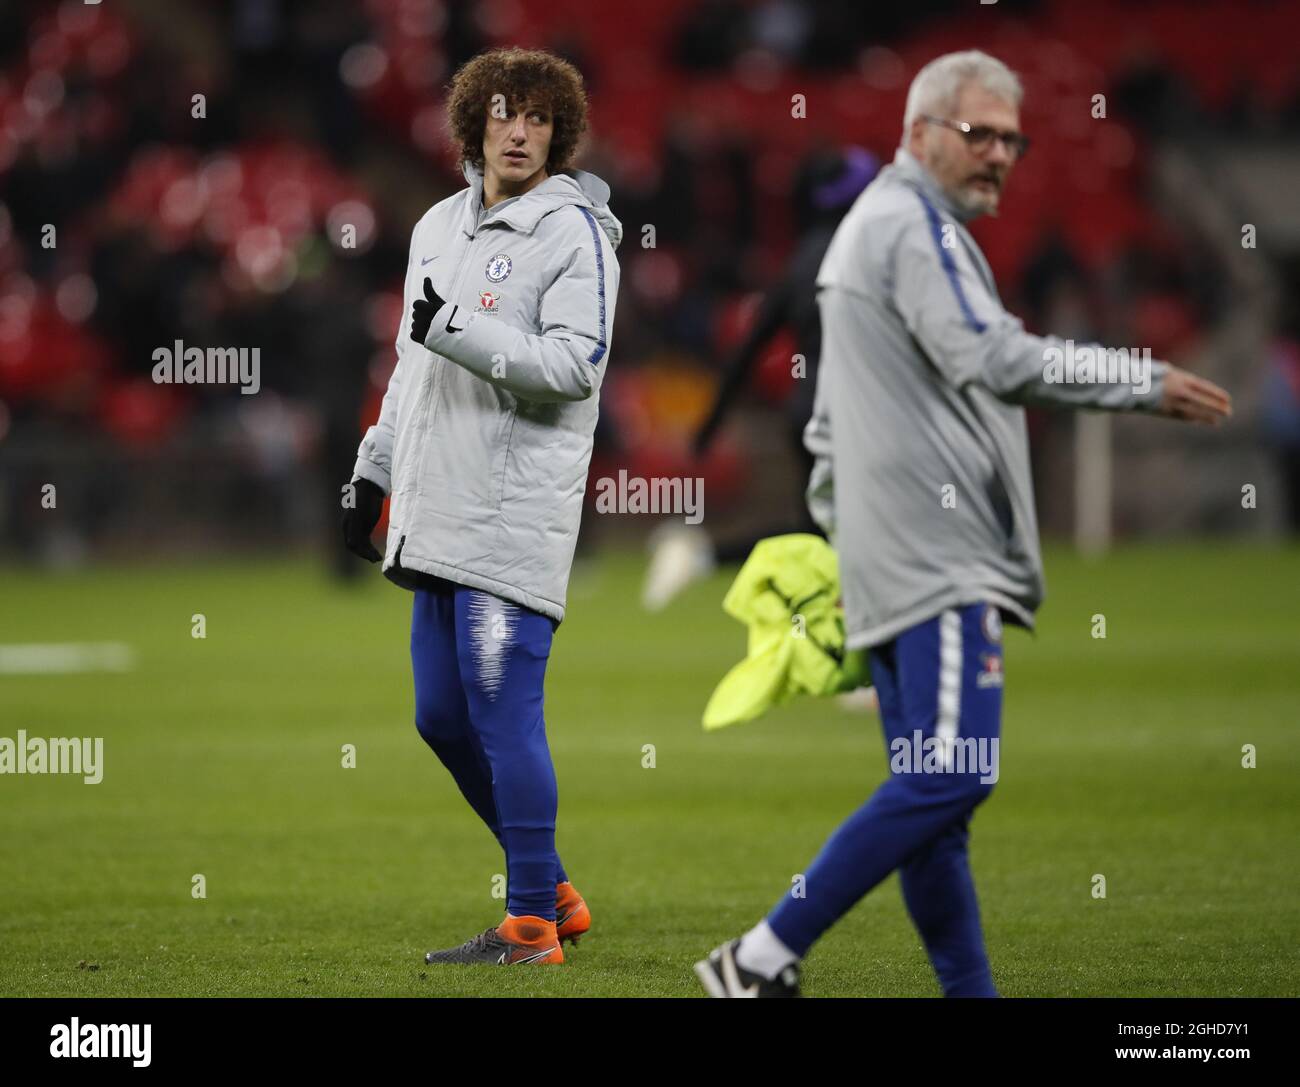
2, 0, 1298, 567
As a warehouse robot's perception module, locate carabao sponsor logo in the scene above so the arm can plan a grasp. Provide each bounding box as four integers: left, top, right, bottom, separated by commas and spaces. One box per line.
976, 652, 1003, 689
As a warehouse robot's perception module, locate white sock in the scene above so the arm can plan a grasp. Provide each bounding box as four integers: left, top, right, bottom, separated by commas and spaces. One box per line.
735, 920, 798, 980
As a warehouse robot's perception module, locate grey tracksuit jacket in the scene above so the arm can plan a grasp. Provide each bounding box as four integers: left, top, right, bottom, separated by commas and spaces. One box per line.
809, 148, 1168, 649
353, 164, 622, 622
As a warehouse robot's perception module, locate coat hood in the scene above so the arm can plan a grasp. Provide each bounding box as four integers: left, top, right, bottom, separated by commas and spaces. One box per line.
460, 162, 623, 249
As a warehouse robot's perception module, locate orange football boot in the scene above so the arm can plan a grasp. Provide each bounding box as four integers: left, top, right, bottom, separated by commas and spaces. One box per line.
425, 913, 563, 965
555, 881, 591, 946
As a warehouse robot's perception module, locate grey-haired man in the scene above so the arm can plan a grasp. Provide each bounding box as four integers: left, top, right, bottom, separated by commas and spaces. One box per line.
697, 50, 1230, 998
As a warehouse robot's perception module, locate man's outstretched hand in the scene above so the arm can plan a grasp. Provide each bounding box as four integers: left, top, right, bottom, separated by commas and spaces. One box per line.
342, 476, 385, 562
409, 276, 446, 346
1157, 366, 1232, 426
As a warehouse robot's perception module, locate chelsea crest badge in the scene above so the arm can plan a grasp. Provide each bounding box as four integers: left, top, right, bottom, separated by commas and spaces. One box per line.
485, 253, 512, 283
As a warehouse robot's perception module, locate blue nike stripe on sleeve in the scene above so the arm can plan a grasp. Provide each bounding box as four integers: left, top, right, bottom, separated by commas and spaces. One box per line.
576, 206, 609, 365
917, 192, 988, 334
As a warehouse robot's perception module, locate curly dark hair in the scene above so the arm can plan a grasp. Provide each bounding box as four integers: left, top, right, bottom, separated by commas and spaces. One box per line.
446, 48, 589, 175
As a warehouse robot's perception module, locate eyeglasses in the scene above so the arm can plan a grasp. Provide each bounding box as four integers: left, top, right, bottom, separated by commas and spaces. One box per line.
922, 115, 1030, 159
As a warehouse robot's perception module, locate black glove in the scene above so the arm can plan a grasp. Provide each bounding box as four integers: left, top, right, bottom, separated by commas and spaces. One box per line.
341, 476, 385, 562
409, 276, 447, 346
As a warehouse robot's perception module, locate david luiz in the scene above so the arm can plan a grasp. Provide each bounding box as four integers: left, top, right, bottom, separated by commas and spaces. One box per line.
342, 47, 621, 965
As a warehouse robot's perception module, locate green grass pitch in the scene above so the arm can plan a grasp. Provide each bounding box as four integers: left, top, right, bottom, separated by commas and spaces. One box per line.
1, 543, 1297, 997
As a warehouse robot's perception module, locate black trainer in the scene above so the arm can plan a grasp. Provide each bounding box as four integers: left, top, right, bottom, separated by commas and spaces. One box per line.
425, 921, 562, 965
694, 938, 801, 997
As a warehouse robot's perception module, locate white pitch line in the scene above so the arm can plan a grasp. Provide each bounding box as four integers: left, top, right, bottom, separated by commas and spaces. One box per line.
0, 643, 135, 675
